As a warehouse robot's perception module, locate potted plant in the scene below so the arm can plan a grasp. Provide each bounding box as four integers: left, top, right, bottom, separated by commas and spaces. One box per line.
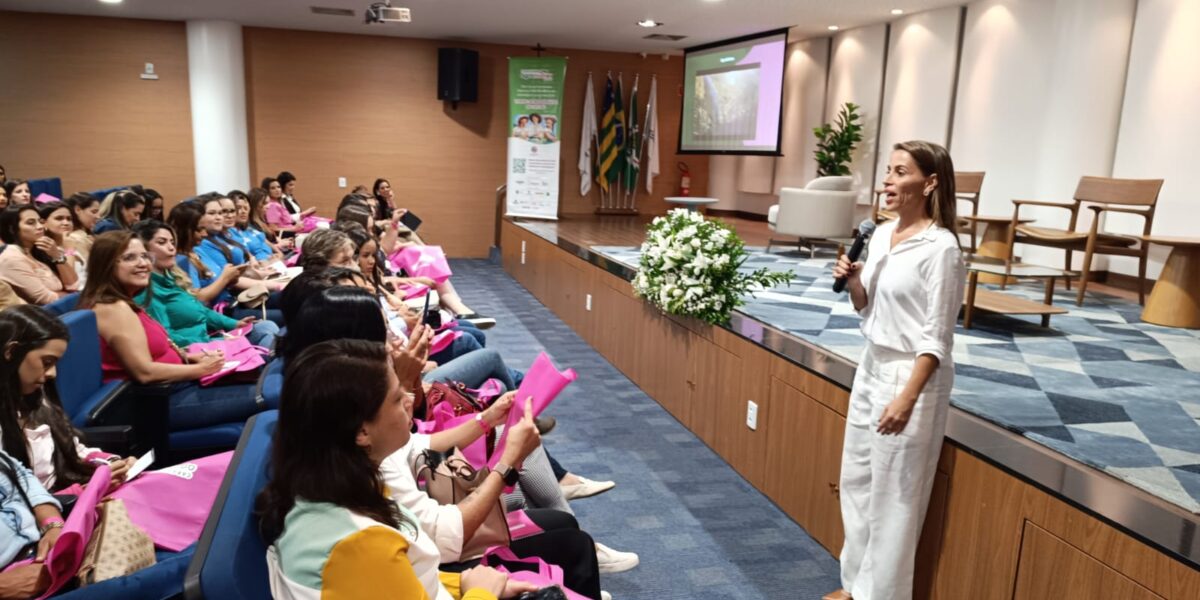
812, 102, 863, 177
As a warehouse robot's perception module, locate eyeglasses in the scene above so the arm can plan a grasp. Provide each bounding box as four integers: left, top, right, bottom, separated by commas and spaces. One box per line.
119, 252, 152, 264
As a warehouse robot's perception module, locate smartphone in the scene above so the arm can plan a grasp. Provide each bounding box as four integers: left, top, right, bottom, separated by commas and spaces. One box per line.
126, 449, 156, 481
421, 293, 441, 328
398, 210, 422, 232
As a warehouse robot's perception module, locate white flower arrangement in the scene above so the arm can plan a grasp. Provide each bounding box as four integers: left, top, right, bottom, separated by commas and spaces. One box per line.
632, 209, 791, 326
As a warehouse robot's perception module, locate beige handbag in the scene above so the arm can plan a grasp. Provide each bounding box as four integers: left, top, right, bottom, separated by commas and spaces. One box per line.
76, 499, 157, 586
414, 449, 511, 560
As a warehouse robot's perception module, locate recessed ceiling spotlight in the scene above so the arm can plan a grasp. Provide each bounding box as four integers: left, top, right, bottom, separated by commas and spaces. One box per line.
827, 25, 840, 31
891, 8, 905, 15
637, 19, 663, 28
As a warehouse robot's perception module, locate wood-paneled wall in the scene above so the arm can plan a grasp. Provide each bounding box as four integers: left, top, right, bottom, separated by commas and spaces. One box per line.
501, 220, 1200, 599
245, 28, 707, 257
0, 11, 195, 203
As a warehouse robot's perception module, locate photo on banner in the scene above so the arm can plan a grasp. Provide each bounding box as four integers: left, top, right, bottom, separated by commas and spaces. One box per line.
505, 56, 567, 220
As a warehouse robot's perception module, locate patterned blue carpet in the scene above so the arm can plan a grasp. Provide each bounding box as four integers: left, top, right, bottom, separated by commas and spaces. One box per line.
450, 258, 843, 599
588, 244, 1200, 514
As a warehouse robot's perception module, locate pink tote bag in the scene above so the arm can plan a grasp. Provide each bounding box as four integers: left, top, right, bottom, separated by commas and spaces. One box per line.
3, 465, 111, 599
389, 245, 453, 283
109, 452, 233, 551
186, 336, 268, 386
489, 352, 576, 469
482, 546, 589, 600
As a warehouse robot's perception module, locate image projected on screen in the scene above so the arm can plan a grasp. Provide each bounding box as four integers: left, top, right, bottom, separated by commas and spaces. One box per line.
679, 29, 787, 155
693, 65, 760, 141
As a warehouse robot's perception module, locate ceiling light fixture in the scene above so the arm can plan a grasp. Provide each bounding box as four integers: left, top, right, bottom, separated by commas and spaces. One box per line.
891, 8, 905, 15
827, 25, 840, 31
99, 0, 123, 4
637, 19, 663, 28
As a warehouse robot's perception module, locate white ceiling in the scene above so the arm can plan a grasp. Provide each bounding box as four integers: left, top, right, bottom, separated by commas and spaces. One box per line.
0, 0, 964, 52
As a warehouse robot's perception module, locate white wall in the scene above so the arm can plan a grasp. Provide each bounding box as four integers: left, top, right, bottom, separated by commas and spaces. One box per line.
775, 38, 831, 194
1109, 0, 1200, 279
826, 24, 888, 206
875, 6, 963, 191
950, 0, 1135, 269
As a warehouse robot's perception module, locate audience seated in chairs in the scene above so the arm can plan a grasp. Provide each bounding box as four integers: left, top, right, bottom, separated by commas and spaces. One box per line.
93, 190, 145, 235
278, 285, 636, 576
257, 338, 546, 600
244, 187, 295, 254
0, 205, 80, 305
78, 231, 265, 434
226, 189, 282, 262
132, 220, 279, 350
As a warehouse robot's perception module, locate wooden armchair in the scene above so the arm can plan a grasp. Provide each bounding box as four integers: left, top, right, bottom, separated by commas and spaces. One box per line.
871, 171, 985, 250
1004, 176, 1163, 306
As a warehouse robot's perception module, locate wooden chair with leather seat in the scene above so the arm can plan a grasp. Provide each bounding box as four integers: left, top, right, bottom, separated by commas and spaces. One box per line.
872, 171, 986, 251
1004, 176, 1163, 306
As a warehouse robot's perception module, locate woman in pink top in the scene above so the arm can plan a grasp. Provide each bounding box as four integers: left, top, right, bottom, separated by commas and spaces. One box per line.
78, 231, 264, 432
0, 205, 78, 305
262, 177, 314, 239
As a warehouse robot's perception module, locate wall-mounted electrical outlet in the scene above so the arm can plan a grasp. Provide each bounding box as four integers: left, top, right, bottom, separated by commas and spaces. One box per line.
337, 177, 347, 188
586, 294, 592, 311
520, 241, 527, 265
746, 400, 758, 430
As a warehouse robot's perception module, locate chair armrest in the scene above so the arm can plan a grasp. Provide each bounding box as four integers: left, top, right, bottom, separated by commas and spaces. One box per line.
1086, 205, 1151, 217
80, 425, 135, 455
1012, 199, 1077, 209
90, 383, 172, 458
85, 381, 132, 424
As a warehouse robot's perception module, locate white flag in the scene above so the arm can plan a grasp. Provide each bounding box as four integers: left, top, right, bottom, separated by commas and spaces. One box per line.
644, 76, 660, 194
578, 73, 598, 196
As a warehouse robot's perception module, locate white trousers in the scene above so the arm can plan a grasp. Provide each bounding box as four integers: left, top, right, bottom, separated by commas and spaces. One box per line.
839, 344, 952, 600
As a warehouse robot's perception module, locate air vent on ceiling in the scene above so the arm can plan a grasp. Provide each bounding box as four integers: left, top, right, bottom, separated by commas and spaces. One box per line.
644, 33, 687, 41
311, 6, 355, 17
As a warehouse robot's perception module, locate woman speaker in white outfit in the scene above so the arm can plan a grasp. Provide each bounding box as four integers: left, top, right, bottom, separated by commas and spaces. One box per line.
825, 140, 965, 600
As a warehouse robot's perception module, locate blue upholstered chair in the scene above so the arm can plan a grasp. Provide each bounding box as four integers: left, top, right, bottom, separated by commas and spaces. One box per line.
28, 177, 64, 201
44, 292, 80, 316
58, 310, 165, 457
255, 358, 284, 410
183, 411, 278, 600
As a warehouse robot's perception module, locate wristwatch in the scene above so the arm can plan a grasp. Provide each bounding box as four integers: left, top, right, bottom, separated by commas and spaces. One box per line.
494, 463, 520, 486
52, 255, 68, 264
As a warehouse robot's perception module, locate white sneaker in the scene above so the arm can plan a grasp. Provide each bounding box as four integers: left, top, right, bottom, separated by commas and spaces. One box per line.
601, 592, 612, 600
595, 542, 639, 574
561, 476, 616, 500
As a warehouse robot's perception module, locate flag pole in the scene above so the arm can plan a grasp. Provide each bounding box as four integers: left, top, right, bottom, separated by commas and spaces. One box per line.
630, 74, 653, 213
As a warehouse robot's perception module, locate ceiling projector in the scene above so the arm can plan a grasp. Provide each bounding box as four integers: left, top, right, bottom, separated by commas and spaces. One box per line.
365, 2, 411, 24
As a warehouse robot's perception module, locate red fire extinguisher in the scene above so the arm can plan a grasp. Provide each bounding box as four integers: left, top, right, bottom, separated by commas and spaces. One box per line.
677, 161, 691, 197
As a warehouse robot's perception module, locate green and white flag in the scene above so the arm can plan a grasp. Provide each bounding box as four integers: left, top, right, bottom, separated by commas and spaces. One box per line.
622, 76, 640, 194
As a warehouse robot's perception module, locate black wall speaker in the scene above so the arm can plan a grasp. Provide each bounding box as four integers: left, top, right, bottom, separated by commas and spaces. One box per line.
437, 48, 478, 104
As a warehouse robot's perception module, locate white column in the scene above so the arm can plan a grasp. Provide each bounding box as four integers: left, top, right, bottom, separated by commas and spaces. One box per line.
186, 20, 251, 194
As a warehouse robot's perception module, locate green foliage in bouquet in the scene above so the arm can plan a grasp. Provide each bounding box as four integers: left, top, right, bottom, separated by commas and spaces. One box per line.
632, 209, 792, 326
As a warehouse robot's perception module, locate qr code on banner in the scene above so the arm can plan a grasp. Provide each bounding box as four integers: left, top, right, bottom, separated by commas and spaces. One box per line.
512, 159, 526, 174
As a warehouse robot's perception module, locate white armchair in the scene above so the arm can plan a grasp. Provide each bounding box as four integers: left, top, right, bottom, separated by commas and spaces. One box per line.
767, 176, 856, 256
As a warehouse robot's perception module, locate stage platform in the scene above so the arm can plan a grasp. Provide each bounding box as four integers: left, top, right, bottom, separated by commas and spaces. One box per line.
502, 214, 1200, 586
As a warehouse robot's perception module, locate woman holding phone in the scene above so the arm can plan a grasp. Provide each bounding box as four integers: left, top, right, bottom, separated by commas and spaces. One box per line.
826, 141, 965, 600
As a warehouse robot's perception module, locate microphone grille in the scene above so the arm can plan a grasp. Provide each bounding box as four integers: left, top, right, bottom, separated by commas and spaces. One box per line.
858, 220, 877, 236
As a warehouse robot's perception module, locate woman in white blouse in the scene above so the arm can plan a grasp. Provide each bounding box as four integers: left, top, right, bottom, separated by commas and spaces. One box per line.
826, 140, 965, 600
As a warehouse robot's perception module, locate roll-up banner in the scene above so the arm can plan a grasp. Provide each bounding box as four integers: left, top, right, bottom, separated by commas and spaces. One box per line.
505, 57, 567, 220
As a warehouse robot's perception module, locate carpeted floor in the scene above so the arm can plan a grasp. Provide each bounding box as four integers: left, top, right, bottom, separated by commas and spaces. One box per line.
589, 244, 1200, 514
449, 258, 843, 600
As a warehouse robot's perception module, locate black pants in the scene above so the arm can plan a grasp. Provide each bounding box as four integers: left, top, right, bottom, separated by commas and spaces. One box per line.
442, 509, 602, 599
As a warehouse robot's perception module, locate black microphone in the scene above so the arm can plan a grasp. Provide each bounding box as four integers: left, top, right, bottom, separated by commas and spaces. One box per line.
833, 220, 877, 293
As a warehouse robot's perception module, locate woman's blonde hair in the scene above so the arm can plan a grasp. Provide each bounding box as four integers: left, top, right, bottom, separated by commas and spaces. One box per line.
894, 140, 957, 232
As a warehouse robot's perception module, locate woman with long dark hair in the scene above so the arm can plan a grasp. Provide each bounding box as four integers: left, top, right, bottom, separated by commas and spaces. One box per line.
167, 201, 244, 306
2, 179, 31, 206
258, 338, 537, 599
227, 190, 279, 261
78, 231, 264, 433
92, 190, 144, 235
0, 205, 78, 305
827, 141, 966, 600
0, 305, 135, 491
